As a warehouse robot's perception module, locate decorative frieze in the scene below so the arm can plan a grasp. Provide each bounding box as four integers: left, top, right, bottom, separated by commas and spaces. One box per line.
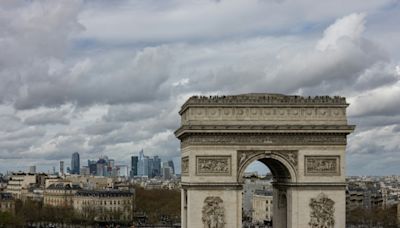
202, 196, 225, 228
309, 193, 335, 228
181, 157, 189, 176
181, 133, 347, 148
182, 107, 346, 125
196, 156, 231, 176
305, 156, 340, 176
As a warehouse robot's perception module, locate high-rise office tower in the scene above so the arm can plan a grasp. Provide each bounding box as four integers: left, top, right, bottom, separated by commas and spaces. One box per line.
153, 156, 161, 177
71, 152, 80, 174
131, 156, 138, 177
137, 149, 150, 177
148, 158, 154, 177
60, 161, 64, 175
162, 166, 172, 180
88, 160, 97, 175
167, 160, 175, 175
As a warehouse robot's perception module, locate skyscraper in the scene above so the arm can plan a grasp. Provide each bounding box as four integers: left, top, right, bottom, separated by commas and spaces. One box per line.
167, 160, 175, 175
88, 160, 97, 175
148, 158, 154, 177
138, 149, 149, 177
153, 156, 161, 177
130, 156, 138, 177
60, 161, 64, 175
71, 152, 80, 174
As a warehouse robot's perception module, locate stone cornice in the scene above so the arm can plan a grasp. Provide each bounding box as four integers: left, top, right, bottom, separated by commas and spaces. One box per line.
181, 182, 346, 189
180, 94, 348, 114
175, 125, 355, 138
180, 132, 349, 147
181, 182, 243, 190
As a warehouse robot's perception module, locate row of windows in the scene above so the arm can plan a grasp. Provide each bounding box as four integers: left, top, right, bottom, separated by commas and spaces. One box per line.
79, 199, 131, 206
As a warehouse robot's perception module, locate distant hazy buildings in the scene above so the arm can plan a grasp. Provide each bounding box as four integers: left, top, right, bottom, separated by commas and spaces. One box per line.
60, 161, 64, 175
29, 165, 36, 173
167, 160, 175, 175
137, 150, 148, 177
71, 152, 80, 175
161, 160, 175, 180
134, 150, 172, 178
130, 156, 138, 177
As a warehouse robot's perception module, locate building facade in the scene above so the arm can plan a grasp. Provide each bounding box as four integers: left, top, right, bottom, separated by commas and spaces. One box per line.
73, 190, 133, 222
130, 156, 138, 177
60, 161, 64, 175
71, 152, 80, 174
6, 173, 39, 199
0, 192, 15, 214
252, 190, 273, 224
44, 181, 81, 207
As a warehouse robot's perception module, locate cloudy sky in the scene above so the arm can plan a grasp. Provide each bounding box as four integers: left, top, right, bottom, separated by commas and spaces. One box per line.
0, 0, 399, 175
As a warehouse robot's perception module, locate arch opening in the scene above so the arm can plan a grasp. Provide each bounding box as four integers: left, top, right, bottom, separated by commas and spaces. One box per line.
241, 155, 294, 228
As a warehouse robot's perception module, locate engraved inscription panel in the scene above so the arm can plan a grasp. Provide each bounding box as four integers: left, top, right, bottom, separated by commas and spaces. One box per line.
196, 156, 231, 176
305, 156, 340, 176
182, 156, 189, 176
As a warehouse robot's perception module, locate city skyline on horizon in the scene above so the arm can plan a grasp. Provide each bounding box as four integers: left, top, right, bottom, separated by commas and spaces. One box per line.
0, 1, 399, 176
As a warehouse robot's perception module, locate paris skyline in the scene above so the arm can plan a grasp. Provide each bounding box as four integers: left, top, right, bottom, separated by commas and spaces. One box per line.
0, 0, 399, 175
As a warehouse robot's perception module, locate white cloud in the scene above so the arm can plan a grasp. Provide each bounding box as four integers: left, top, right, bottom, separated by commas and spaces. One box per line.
316, 13, 366, 51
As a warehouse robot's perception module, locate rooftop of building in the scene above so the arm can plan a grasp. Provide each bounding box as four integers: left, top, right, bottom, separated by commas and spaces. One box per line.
47, 183, 81, 190
180, 93, 348, 113
75, 189, 133, 197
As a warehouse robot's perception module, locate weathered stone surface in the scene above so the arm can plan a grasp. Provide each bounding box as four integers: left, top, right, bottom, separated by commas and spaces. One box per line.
182, 156, 189, 176
202, 196, 225, 228
309, 193, 335, 228
305, 156, 340, 176
196, 156, 231, 176
176, 94, 354, 228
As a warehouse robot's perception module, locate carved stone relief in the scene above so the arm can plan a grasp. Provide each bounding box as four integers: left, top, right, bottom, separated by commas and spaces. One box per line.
181, 134, 347, 148
202, 196, 225, 228
305, 156, 340, 176
196, 156, 231, 176
273, 150, 298, 169
237, 150, 267, 170
182, 156, 189, 176
237, 150, 298, 173
309, 193, 335, 228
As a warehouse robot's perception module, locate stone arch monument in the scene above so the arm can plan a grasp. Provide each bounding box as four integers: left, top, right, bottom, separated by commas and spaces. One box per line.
175, 93, 354, 228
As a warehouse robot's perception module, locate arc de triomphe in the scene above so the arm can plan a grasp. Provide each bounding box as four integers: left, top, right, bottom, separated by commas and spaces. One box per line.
175, 93, 354, 228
